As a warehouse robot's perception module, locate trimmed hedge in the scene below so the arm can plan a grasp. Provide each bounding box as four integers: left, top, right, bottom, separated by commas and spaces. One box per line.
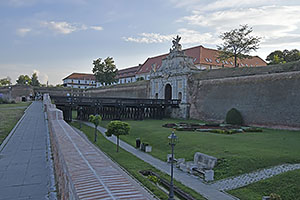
226, 108, 243, 125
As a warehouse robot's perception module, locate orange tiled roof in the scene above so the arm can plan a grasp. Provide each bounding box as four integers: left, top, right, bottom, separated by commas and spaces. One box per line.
116, 66, 140, 79
63, 73, 96, 80
136, 45, 267, 74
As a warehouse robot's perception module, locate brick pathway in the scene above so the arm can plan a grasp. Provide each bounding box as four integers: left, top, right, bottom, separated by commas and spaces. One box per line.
83, 121, 237, 200
0, 101, 56, 200
53, 119, 156, 199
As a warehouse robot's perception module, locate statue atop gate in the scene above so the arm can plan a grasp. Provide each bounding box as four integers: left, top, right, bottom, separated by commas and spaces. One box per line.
171, 35, 182, 52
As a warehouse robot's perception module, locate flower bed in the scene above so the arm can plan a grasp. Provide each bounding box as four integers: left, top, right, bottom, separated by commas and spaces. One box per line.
162, 123, 262, 134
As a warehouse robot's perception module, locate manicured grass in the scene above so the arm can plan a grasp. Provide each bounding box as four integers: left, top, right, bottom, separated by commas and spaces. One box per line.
97, 119, 300, 180
70, 121, 206, 200
228, 169, 300, 200
0, 101, 30, 108
0, 102, 31, 144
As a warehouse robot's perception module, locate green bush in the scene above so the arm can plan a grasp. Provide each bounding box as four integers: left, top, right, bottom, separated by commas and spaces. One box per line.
147, 175, 159, 184
243, 127, 263, 132
226, 108, 243, 125
270, 193, 281, 200
209, 129, 238, 134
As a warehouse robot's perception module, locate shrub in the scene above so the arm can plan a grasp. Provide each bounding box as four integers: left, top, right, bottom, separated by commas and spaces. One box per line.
243, 127, 263, 132
270, 193, 281, 200
147, 175, 159, 184
106, 121, 130, 152
226, 108, 243, 125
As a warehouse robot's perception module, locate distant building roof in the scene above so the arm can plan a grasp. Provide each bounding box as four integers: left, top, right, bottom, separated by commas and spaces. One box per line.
117, 66, 140, 79
63, 73, 96, 80
136, 45, 267, 74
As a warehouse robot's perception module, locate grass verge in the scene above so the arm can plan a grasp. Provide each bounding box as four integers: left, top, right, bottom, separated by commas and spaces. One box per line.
70, 121, 206, 200
228, 169, 300, 200
0, 102, 31, 144
95, 119, 300, 180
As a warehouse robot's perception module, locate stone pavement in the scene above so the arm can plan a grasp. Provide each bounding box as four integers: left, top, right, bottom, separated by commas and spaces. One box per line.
0, 101, 56, 200
83, 121, 237, 200
51, 115, 156, 199
212, 163, 300, 191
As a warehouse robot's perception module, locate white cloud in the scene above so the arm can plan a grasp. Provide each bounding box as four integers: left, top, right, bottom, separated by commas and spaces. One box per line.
124, 33, 174, 44
123, 29, 217, 45
16, 28, 31, 36
178, 5, 300, 47
169, 0, 299, 11
33, 69, 48, 84
39, 21, 103, 35
41, 21, 81, 34
90, 26, 103, 31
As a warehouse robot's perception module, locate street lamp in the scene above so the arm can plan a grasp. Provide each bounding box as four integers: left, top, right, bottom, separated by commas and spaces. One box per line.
168, 130, 178, 200
79, 106, 83, 129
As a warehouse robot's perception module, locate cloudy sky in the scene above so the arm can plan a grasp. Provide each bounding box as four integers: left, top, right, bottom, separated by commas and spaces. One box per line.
1, 0, 300, 85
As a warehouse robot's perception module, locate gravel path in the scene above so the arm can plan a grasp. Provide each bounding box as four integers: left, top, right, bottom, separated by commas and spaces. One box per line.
211, 163, 300, 191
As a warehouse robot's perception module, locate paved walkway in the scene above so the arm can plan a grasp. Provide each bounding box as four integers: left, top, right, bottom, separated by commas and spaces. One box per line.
0, 101, 56, 200
83, 121, 237, 200
52, 117, 155, 199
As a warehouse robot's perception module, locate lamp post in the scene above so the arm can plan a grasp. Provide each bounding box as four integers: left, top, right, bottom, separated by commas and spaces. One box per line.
168, 130, 177, 200
79, 106, 83, 129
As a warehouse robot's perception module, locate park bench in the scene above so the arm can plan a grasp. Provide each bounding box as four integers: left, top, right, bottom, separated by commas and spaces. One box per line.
178, 152, 217, 181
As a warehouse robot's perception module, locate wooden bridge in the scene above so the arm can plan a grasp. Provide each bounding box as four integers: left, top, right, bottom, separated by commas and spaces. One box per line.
50, 96, 180, 122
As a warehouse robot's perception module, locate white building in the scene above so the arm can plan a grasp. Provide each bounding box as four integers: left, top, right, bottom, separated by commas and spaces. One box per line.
63, 73, 97, 89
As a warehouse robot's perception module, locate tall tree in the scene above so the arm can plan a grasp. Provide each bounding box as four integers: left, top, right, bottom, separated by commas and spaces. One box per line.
89, 115, 102, 143
266, 49, 300, 65
92, 57, 118, 85
0, 77, 11, 86
106, 121, 130, 152
16, 75, 31, 85
31, 72, 40, 86
217, 24, 261, 67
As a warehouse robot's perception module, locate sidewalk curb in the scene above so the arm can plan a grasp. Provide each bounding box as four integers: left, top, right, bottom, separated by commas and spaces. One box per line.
0, 102, 33, 153
44, 111, 58, 200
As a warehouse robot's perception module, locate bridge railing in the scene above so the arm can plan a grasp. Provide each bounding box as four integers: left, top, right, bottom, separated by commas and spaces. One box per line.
50, 96, 181, 107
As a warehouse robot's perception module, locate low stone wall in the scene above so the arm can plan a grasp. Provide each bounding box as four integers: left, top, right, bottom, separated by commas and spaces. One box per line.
43, 94, 79, 200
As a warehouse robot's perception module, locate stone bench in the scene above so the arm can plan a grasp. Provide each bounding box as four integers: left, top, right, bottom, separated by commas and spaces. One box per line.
178, 152, 217, 181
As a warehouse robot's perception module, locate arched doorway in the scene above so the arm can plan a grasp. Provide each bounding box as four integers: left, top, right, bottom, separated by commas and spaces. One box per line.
165, 84, 172, 100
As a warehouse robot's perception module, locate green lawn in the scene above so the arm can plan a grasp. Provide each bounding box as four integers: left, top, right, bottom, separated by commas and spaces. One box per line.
0, 102, 31, 144
70, 121, 206, 200
97, 119, 300, 180
229, 169, 300, 200
0, 101, 30, 108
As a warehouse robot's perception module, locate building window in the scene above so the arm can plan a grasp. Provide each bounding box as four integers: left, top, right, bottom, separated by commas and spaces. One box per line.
178, 80, 182, 89
155, 82, 158, 91
155, 93, 158, 99
178, 92, 182, 100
